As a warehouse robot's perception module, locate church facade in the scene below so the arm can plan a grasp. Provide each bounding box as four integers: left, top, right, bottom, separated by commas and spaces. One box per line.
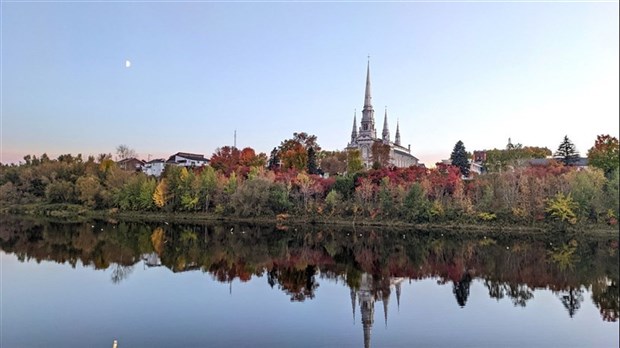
346, 62, 420, 168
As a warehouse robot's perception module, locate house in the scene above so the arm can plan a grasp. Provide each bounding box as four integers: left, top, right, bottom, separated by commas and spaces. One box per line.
528, 157, 589, 171
167, 152, 209, 167
142, 158, 166, 177
117, 157, 145, 172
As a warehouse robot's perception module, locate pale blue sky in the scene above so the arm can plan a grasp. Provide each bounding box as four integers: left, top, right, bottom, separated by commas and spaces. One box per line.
2, 1, 618, 166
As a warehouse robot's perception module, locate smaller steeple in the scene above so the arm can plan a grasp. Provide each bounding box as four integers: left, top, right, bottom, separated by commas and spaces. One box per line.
351, 110, 358, 144
395, 119, 401, 146
382, 107, 390, 143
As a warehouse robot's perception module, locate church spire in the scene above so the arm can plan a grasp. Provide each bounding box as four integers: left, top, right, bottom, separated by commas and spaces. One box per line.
351, 109, 358, 144
364, 59, 372, 109
382, 107, 390, 143
360, 58, 376, 138
395, 119, 401, 146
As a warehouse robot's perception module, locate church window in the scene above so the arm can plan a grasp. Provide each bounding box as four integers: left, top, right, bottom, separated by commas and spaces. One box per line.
363, 124, 368, 130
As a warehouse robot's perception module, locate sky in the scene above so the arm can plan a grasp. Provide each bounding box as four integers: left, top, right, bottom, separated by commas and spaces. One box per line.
1, 1, 618, 166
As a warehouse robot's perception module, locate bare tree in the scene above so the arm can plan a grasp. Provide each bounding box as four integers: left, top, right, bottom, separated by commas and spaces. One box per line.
116, 144, 137, 160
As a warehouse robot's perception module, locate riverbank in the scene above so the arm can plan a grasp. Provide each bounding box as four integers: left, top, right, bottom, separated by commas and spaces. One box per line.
2, 202, 618, 236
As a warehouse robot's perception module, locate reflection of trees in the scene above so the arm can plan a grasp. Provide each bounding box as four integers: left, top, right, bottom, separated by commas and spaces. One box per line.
484, 280, 533, 307
453, 272, 472, 307
0, 217, 618, 321
268, 265, 319, 302
549, 240, 580, 271
557, 287, 584, 318
110, 264, 134, 284
591, 279, 619, 322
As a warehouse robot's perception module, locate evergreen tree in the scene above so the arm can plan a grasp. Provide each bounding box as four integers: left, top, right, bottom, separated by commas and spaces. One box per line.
554, 135, 580, 166
450, 140, 470, 177
267, 147, 280, 171
307, 147, 318, 174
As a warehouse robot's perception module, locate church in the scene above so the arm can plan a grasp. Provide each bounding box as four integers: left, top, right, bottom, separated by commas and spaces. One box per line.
346, 61, 420, 168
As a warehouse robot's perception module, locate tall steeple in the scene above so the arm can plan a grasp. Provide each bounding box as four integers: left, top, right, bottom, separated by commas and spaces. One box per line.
364, 60, 372, 109
360, 58, 376, 138
395, 119, 401, 146
351, 110, 358, 144
382, 107, 390, 143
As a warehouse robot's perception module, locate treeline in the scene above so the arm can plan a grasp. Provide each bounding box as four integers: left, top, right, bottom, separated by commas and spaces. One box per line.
1, 134, 618, 227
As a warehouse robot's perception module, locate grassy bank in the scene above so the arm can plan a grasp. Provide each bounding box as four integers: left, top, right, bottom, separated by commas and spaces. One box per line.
2, 202, 618, 236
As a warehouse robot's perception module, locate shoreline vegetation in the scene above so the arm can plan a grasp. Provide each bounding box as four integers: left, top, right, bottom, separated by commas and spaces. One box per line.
1, 135, 618, 234
1, 203, 617, 237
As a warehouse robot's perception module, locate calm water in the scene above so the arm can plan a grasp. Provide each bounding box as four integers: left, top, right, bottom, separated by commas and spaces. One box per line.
1, 217, 618, 348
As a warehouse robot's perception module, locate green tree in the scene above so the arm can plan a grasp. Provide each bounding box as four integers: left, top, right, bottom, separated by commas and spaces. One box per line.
347, 149, 363, 174
587, 134, 619, 176
546, 192, 578, 225
450, 140, 470, 177
554, 135, 580, 166
402, 183, 432, 223
307, 147, 318, 174
267, 147, 280, 171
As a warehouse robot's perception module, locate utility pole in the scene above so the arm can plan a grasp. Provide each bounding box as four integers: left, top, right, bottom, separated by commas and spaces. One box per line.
234, 129, 237, 149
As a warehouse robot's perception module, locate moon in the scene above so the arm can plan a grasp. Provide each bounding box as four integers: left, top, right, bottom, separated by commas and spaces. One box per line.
125, 60, 131, 68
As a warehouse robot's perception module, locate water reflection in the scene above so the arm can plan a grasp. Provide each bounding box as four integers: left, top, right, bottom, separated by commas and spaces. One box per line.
1, 217, 618, 346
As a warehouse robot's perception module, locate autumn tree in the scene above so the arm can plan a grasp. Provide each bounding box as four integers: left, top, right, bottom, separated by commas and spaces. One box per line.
153, 179, 168, 208
278, 132, 321, 171
554, 135, 580, 166
371, 141, 391, 169
209, 146, 241, 175
587, 134, 619, 176
320, 150, 347, 175
450, 140, 470, 177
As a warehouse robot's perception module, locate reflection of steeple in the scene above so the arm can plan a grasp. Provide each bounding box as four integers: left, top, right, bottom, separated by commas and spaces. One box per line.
351, 288, 357, 324
395, 281, 402, 312
350, 274, 406, 348
359, 274, 374, 348
382, 290, 390, 328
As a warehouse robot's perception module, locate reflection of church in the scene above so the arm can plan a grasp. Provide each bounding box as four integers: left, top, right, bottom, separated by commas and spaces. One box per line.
350, 273, 405, 348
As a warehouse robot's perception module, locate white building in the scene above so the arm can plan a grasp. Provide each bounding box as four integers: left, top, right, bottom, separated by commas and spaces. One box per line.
142, 159, 166, 177
166, 152, 209, 167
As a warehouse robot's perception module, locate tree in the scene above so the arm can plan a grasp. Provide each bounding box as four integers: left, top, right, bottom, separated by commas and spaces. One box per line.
209, 146, 241, 175
116, 145, 137, 160
450, 140, 470, 177
153, 179, 168, 208
587, 134, 619, 176
320, 150, 347, 175
554, 135, 580, 166
267, 147, 280, 171
307, 147, 318, 174
371, 141, 391, 169
278, 132, 321, 171
347, 149, 364, 174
